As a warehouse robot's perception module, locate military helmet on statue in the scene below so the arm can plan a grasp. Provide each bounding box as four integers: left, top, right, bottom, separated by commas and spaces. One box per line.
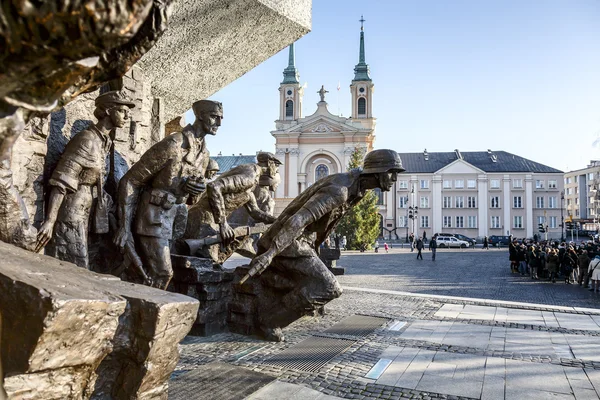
362, 149, 404, 174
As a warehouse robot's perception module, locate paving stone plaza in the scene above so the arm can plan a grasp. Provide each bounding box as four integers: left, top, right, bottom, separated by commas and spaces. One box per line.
169, 249, 600, 399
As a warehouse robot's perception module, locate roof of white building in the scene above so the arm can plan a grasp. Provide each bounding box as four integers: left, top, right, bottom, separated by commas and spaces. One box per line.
397, 151, 563, 174
210, 155, 256, 173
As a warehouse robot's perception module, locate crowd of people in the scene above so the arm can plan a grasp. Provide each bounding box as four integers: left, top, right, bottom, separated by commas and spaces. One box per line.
508, 236, 600, 293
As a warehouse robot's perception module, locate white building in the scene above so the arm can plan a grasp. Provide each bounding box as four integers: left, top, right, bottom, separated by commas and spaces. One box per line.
564, 160, 600, 231
378, 150, 565, 241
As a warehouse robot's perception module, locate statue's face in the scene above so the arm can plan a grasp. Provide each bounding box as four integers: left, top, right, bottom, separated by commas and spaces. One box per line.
377, 170, 398, 192
198, 108, 222, 135
206, 170, 218, 180
109, 105, 131, 128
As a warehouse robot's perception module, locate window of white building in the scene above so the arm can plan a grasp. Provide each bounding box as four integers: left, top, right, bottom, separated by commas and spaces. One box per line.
421, 216, 429, 228
398, 180, 408, 189
399, 196, 408, 208
549, 216, 557, 228
548, 196, 556, 208
513, 216, 523, 228
443, 216, 452, 228
536, 196, 544, 208
455, 179, 464, 189
468, 216, 477, 228
513, 179, 523, 188
513, 196, 522, 208
535, 180, 544, 189
443, 180, 451, 189
420, 179, 430, 189
467, 179, 477, 189
455, 216, 464, 228
443, 196, 452, 208
548, 180, 557, 189
491, 216, 501, 229
490, 196, 499, 208
398, 216, 407, 228
490, 179, 500, 189
537, 216, 545, 226
420, 196, 429, 208
455, 196, 464, 208
567, 188, 573, 195
467, 196, 477, 208
589, 173, 594, 180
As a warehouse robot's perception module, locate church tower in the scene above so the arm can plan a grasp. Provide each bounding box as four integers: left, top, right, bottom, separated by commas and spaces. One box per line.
350, 17, 374, 121
278, 43, 303, 121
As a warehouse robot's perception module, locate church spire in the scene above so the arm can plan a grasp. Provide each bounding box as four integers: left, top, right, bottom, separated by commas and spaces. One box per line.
353, 15, 371, 82
282, 43, 300, 84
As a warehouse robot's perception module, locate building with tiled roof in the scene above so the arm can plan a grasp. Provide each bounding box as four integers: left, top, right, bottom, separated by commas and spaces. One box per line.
378, 149, 564, 242
210, 154, 257, 175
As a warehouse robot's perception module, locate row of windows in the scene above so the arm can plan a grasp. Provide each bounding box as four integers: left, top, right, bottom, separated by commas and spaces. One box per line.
399, 215, 559, 229
566, 173, 594, 185
399, 195, 559, 209
399, 179, 558, 190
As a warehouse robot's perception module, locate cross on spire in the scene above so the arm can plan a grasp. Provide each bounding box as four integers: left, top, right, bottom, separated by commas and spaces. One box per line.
359, 15, 365, 31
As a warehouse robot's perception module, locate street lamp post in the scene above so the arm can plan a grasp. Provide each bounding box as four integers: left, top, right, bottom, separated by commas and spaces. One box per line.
560, 190, 565, 242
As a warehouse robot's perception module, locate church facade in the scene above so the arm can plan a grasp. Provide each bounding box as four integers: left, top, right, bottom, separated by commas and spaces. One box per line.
272, 23, 377, 214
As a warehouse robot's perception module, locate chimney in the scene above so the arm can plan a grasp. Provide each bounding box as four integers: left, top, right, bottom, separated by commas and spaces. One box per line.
454, 149, 463, 160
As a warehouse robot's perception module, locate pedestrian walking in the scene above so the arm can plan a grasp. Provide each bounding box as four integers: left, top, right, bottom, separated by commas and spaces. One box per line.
409, 233, 415, 252
422, 231, 427, 244
429, 236, 437, 261
483, 236, 489, 250
589, 255, 600, 293
374, 240, 380, 253
384, 242, 389, 253
416, 238, 424, 260
577, 250, 590, 287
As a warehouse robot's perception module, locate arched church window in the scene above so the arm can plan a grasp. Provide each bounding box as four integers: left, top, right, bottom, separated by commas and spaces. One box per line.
285, 100, 294, 119
315, 164, 329, 181
357, 97, 366, 116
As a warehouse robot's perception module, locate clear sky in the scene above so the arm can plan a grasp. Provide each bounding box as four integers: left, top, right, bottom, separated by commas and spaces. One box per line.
186, 0, 600, 173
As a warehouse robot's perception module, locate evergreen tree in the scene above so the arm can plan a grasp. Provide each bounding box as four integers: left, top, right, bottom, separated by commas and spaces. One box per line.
335, 147, 381, 250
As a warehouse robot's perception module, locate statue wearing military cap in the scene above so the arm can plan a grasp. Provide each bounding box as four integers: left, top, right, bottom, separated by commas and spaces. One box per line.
239, 149, 403, 342
183, 152, 281, 263
114, 99, 222, 289
35, 91, 135, 269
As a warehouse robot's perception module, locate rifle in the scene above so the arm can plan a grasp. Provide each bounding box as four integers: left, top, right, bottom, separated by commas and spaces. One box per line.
183, 223, 271, 255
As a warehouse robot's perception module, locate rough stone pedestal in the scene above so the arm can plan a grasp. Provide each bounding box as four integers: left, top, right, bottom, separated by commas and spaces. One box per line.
0, 241, 198, 400
319, 248, 345, 275
170, 255, 234, 336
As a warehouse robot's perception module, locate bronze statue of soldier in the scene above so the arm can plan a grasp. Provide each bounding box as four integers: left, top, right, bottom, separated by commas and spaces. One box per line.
114, 100, 222, 289
183, 152, 281, 263
240, 149, 404, 341
34, 91, 135, 269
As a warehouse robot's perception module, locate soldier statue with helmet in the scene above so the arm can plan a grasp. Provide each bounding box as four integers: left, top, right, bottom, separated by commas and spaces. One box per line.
239, 149, 404, 341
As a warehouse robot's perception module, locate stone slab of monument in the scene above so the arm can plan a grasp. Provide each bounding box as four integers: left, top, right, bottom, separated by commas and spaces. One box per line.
0, 241, 198, 399
137, 0, 312, 120
169, 255, 234, 336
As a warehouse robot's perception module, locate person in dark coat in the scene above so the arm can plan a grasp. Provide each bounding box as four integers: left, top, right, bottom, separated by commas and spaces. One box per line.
547, 248, 560, 283
483, 236, 489, 250
577, 250, 591, 287
416, 238, 424, 260
429, 236, 437, 261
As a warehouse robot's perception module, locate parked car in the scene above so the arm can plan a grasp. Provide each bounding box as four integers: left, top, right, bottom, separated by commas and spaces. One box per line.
488, 235, 511, 247
433, 233, 476, 247
436, 236, 470, 248
453, 234, 477, 247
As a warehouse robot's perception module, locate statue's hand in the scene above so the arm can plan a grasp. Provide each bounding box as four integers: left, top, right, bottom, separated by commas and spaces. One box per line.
219, 221, 235, 245
34, 220, 54, 253
114, 227, 134, 251
184, 178, 206, 196
264, 215, 277, 224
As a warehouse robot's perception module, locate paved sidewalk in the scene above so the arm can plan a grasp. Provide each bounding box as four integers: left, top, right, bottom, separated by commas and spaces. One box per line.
169, 285, 600, 400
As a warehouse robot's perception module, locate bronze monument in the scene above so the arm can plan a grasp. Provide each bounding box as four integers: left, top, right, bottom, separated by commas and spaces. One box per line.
114, 100, 221, 289
183, 152, 281, 263
35, 91, 135, 269
238, 149, 404, 341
